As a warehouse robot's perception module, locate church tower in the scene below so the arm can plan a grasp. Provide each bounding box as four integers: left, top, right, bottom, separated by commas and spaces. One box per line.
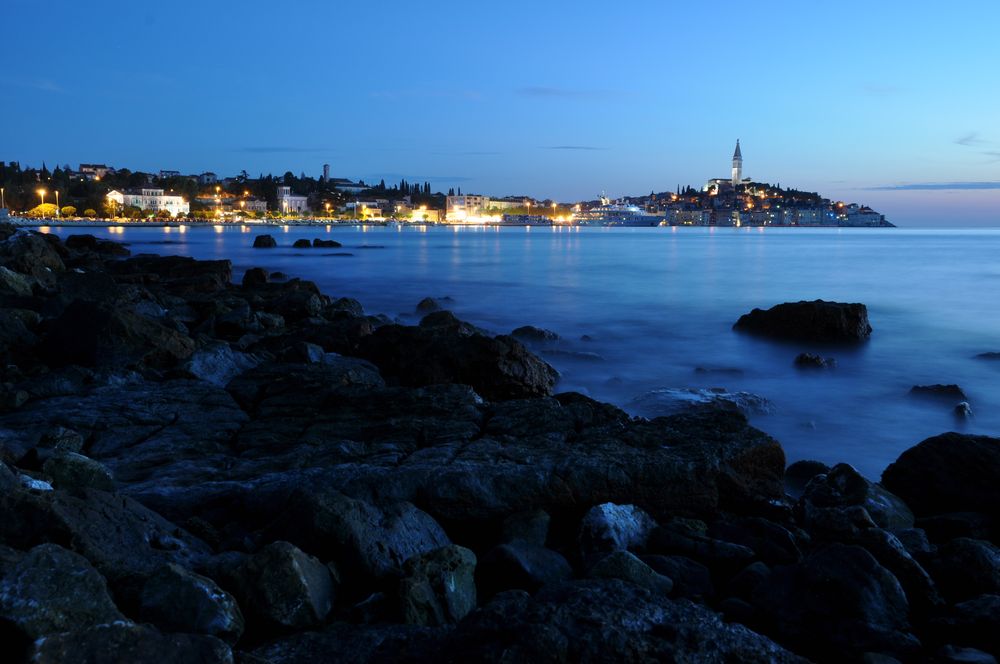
731, 139, 743, 187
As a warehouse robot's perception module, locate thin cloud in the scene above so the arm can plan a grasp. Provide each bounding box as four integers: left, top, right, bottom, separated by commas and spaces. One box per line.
867, 181, 1000, 191
517, 86, 613, 100
955, 132, 987, 147
542, 145, 607, 151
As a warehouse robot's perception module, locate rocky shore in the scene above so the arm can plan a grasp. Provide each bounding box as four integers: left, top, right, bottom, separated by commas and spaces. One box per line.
0, 225, 997, 663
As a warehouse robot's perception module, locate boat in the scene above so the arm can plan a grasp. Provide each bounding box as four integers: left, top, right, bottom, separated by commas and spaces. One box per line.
577, 196, 662, 226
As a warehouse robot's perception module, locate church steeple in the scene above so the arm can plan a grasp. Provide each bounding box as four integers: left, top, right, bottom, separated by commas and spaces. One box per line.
731, 139, 743, 186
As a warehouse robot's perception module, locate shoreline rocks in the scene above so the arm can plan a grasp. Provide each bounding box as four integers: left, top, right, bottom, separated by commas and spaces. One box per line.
734, 299, 873, 342
0, 224, 995, 663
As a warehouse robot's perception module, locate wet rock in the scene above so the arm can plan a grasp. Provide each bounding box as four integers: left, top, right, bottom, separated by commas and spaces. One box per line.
855, 527, 944, 616
139, 562, 244, 644
799, 463, 914, 531
955, 401, 974, 419
729, 561, 771, 600
110, 255, 232, 295
934, 645, 997, 664
784, 459, 830, 498
269, 271, 286, 280
356, 322, 558, 401
640, 554, 714, 600
313, 238, 342, 248
235, 541, 334, 630
42, 451, 114, 492
927, 538, 1000, 602
578, 502, 657, 555
416, 296, 442, 313
0, 232, 66, 283
709, 517, 803, 566
753, 544, 917, 660
917, 512, 996, 543
251, 622, 445, 664
734, 299, 872, 342
974, 352, 1000, 361
64, 234, 131, 256
628, 387, 774, 418
477, 541, 572, 598
31, 622, 233, 664
0, 543, 125, 640
910, 384, 967, 400
0, 265, 34, 296
648, 525, 756, 574
241, 267, 268, 287
500, 509, 550, 547
292, 238, 312, 248
511, 325, 559, 342
587, 550, 674, 595
445, 579, 806, 662
182, 342, 260, 387
252, 234, 277, 248
695, 366, 745, 376
794, 352, 836, 368
928, 594, 1000, 657
882, 432, 1000, 518
398, 545, 477, 626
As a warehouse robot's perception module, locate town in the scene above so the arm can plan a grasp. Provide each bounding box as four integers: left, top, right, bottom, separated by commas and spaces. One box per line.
0, 142, 891, 227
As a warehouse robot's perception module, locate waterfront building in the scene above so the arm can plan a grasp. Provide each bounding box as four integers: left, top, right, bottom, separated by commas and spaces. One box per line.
840, 204, 886, 227
79, 163, 113, 181
106, 188, 189, 217
276, 186, 309, 214
330, 178, 367, 195
446, 195, 491, 221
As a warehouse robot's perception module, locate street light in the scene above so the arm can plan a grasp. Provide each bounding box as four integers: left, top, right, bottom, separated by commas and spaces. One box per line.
325, 202, 330, 218
55, 191, 60, 217
1, 188, 5, 209
37, 189, 46, 208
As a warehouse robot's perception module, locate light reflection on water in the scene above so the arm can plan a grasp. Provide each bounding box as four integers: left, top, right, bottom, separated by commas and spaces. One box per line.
43, 224, 1000, 478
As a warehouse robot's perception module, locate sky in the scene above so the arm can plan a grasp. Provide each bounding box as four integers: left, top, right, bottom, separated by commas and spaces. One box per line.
3, 0, 999, 226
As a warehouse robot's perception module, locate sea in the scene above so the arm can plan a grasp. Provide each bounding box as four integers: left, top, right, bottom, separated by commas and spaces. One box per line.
38, 223, 1000, 479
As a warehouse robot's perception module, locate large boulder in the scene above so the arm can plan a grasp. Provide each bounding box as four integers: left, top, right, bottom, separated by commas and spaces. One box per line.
476, 541, 573, 598
0, 543, 125, 640
42, 451, 115, 492
64, 234, 131, 256
752, 543, 917, 660
109, 254, 232, 295
927, 538, 1000, 602
252, 234, 277, 248
139, 563, 244, 644
587, 550, 674, 595
233, 541, 334, 630
398, 545, 477, 626
444, 579, 806, 662
356, 322, 558, 400
31, 622, 233, 664
734, 300, 872, 342
578, 502, 657, 555
0, 232, 66, 283
882, 433, 1000, 518
798, 463, 914, 532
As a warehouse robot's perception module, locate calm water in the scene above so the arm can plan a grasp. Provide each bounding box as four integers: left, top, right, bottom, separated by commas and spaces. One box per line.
41, 223, 1000, 478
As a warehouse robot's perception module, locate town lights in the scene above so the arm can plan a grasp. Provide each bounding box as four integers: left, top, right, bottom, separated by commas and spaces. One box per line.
37, 189, 46, 207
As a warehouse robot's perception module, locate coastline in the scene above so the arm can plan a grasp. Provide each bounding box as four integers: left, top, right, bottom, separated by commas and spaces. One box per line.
0, 224, 996, 662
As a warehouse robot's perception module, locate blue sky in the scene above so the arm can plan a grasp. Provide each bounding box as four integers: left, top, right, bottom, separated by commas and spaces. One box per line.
4, 0, 999, 225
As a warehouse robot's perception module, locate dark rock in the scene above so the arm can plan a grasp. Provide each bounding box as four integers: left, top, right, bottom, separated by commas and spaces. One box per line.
416, 296, 442, 313
0, 265, 34, 296
444, 579, 806, 662
927, 538, 1000, 602
910, 384, 968, 400
269, 271, 286, 280
640, 554, 714, 600
139, 562, 244, 644
292, 238, 312, 248
794, 352, 836, 368
37, 426, 85, 453
182, 342, 260, 387
578, 502, 657, 555
918, 512, 996, 543
955, 401, 974, 419
648, 524, 756, 574
251, 622, 445, 664
928, 594, 1000, 657
313, 238, 342, 248
328, 296, 363, 316
799, 463, 914, 531
252, 234, 277, 248
709, 517, 803, 566
42, 451, 114, 492
41, 300, 195, 369
882, 433, 1000, 518
110, 254, 232, 295
0, 543, 125, 639
241, 267, 268, 287
752, 543, 917, 660
356, 322, 558, 401
31, 623, 233, 664
500, 509, 550, 547
729, 561, 772, 600
784, 459, 830, 498
398, 545, 477, 626
695, 366, 745, 376
64, 234, 131, 256
587, 550, 674, 595
235, 541, 334, 630
934, 645, 997, 664
894, 527, 935, 559
0, 232, 66, 284
734, 299, 872, 342
628, 387, 773, 418
854, 527, 944, 616
974, 352, 1000, 361
477, 541, 572, 598
510, 325, 560, 342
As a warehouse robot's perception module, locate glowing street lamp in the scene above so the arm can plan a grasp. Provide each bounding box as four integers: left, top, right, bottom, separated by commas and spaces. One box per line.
37, 189, 46, 208
1, 188, 5, 209
325, 202, 330, 217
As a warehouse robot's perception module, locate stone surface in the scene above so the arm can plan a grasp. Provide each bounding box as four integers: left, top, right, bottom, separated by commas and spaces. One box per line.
578, 502, 658, 555
398, 545, 477, 626
42, 451, 115, 492
799, 463, 914, 531
477, 541, 573, 598
252, 234, 277, 248
794, 352, 836, 368
910, 384, 968, 400
734, 299, 872, 342
628, 387, 774, 418
927, 538, 1000, 602
510, 325, 560, 342
31, 622, 233, 664
587, 550, 674, 595
139, 562, 244, 644
235, 541, 334, 630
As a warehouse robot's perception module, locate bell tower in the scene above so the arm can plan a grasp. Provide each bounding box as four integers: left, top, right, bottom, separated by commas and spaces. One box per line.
732, 139, 743, 186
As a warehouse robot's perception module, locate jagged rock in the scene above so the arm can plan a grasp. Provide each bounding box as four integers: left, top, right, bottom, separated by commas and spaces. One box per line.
356, 322, 557, 400
37, 426, 85, 452
444, 579, 806, 662
794, 352, 836, 368
0, 265, 34, 296
587, 550, 674, 595
252, 234, 277, 248
182, 342, 260, 387
784, 459, 830, 498
934, 645, 997, 664
578, 503, 657, 555
927, 538, 1000, 602
640, 554, 714, 599
511, 325, 560, 342
241, 267, 268, 287
882, 433, 1000, 517
928, 594, 1000, 657
64, 234, 131, 256
628, 387, 773, 418
251, 622, 445, 664
955, 401, 974, 419
416, 297, 442, 313
398, 545, 477, 626
139, 563, 244, 644
799, 463, 914, 531
734, 299, 872, 342
42, 451, 114, 492
31, 622, 233, 664
0, 231, 66, 283
752, 544, 917, 660
854, 527, 943, 615
910, 384, 967, 400
235, 541, 334, 630
0, 543, 125, 640
477, 541, 572, 598
313, 238, 342, 248
292, 238, 312, 248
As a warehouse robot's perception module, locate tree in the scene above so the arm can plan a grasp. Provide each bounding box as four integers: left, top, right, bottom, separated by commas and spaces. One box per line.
27, 203, 57, 218
60, 206, 77, 217
154, 208, 173, 219
83, 208, 97, 218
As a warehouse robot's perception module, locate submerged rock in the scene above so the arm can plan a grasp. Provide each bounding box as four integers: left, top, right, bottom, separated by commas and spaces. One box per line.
794, 352, 836, 369
292, 239, 312, 248
734, 299, 872, 342
313, 238, 342, 248
910, 384, 967, 400
511, 325, 560, 342
628, 387, 773, 418
252, 234, 277, 248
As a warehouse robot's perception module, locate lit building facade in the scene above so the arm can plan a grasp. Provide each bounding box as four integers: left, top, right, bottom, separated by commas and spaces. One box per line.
106, 188, 189, 217
276, 186, 309, 214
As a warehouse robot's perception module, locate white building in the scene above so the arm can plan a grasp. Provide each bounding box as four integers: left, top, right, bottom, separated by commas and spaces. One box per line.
446, 194, 491, 221
276, 186, 309, 214
330, 178, 367, 195
732, 139, 743, 186
106, 188, 189, 217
